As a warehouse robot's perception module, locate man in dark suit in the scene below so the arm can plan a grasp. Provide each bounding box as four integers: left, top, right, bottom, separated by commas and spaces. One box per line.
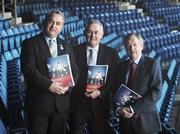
69, 19, 120, 134
114, 33, 162, 134
20, 10, 79, 134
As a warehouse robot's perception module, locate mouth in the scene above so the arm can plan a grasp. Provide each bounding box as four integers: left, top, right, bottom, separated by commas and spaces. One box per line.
49, 28, 55, 32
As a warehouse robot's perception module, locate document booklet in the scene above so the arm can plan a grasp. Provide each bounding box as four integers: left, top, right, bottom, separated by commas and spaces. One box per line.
86, 65, 108, 90
47, 54, 75, 87
113, 84, 141, 107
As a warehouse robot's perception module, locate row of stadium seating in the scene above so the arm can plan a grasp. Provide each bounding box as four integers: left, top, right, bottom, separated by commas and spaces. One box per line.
0, 23, 40, 53
144, 1, 168, 11
149, 5, 180, 19
0, 17, 11, 30
0, 0, 180, 133
106, 24, 169, 37
73, 3, 119, 16
164, 14, 180, 28
144, 32, 180, 51
84, 10, 142, 22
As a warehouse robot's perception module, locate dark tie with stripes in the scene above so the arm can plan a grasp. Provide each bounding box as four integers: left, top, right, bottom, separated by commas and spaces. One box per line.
127, 62, 137, 89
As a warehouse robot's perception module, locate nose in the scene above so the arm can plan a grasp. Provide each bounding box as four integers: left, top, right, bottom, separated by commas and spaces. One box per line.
129, 45, 135, 52
51, 22, 56, 27
90, 32, 96, 38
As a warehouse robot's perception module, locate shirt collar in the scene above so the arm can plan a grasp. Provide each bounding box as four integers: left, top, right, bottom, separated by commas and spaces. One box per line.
132, 53, 142, 65
45, 35, 57, 46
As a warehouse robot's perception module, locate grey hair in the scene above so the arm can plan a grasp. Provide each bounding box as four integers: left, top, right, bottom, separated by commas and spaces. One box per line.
124, 32, 144, 46
85, 19, 104, 32
43, 10, 65, 28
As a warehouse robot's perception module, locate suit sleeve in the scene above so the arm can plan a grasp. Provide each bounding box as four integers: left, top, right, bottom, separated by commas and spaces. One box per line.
131, 59, 162, 114
99, 49, 120, 99
66, 45, 79, 94
20, 40, 52, 91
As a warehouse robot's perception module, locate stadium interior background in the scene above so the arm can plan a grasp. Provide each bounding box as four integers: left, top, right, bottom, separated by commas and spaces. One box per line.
0, 0, 180, 133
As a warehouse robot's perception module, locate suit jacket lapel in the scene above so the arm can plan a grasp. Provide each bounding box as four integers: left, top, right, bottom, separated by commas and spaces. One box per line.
82, 44, 88, 66
132, 55, 145, 92
96, 44, 104, 65
38, 33, 51, 58
125, 59, 131, 85
57, 38, 66, 55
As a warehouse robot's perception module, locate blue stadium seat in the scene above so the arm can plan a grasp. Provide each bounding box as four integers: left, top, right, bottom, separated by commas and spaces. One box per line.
0, 17, 3, 31
23, 25, 31, 39
1, 30, 8, 52
101, 32, 117, 44
11, 49, 20, 59
3, 51, 13, 61
6, 28, 15, 51
17, 26, 26, 43
167, 59, 176, 80
0, 81, 8, 109
156, 81, 168, 113
3, 18, 11, 30
12, 27, 21, 48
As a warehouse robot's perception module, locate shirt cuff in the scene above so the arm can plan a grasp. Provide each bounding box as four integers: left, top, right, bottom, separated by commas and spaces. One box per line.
129, 106, 134, 114
115, 107, 121, 116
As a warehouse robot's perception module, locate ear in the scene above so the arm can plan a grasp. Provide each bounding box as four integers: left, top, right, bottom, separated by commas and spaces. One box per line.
100, 31, 104, 39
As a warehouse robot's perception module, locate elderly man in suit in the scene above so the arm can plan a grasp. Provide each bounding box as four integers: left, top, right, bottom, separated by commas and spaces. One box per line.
114, 33, 162, 134
20, 10, 78, 134
69, 19, 120, 134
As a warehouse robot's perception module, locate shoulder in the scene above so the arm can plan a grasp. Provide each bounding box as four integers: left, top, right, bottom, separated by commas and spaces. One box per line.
100, 44, 118, 54
142, 56, 161, 69
23, 33, 43, 45
118, 59, 129, 66
73, 43, 86, 51
143, 56, 158, 65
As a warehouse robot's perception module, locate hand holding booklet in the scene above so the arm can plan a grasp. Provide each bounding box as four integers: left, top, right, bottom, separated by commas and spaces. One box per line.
47, 54, 75, 87
86, 65, 108, 90
113, 84, 141, 107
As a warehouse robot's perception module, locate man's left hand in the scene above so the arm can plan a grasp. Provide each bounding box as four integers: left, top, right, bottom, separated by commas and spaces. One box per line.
85, 89, 100, 99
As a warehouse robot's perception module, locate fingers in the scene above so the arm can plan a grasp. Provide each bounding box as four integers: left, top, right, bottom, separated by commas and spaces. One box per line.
119, 107, 133, 118
49, 82, 69, 95
85, 90, 100, 99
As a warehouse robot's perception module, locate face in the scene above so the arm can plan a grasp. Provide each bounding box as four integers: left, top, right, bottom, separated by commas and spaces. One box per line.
125, 35, 143, 61
86, 23, 104, 48
44, 13, 64, 38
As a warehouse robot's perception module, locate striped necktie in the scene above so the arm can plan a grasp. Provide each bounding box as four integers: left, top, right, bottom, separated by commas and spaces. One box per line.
88, 49, 97, 65
127, 62, 137, 88
49, 39, 57, 57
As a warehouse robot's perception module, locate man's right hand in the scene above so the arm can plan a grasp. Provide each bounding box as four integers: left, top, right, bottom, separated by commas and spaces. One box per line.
118, 107, 133, 118
49, 81, 69, 94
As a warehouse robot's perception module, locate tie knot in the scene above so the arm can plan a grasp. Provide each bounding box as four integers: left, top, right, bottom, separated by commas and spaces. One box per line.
89, 48, 96, 52
88, 48, 97, 65
131, 62, 137, 70
49, 39, 55, 46
49, 39, 57, 57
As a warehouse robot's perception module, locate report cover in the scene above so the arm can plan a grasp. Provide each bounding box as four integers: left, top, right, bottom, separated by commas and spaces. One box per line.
113, 84, 141, 107
86, 65, 108, 90
47, 54, 75, 87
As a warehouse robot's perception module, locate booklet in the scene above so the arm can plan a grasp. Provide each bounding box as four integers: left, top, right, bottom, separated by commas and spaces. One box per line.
113, 84, 141, 107
47, 54, 75, 87
86, 65, 108, 90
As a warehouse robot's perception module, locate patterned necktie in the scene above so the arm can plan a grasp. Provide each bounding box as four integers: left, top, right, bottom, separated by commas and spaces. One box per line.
127, 62, 137, 89
88, 49, 97, 65
49, 39, 57, 57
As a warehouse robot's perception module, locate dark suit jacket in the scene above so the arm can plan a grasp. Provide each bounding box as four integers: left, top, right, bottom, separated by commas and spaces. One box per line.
115, 55, 162, 133
70, 43, 120, 122
20, 32, 79, 115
